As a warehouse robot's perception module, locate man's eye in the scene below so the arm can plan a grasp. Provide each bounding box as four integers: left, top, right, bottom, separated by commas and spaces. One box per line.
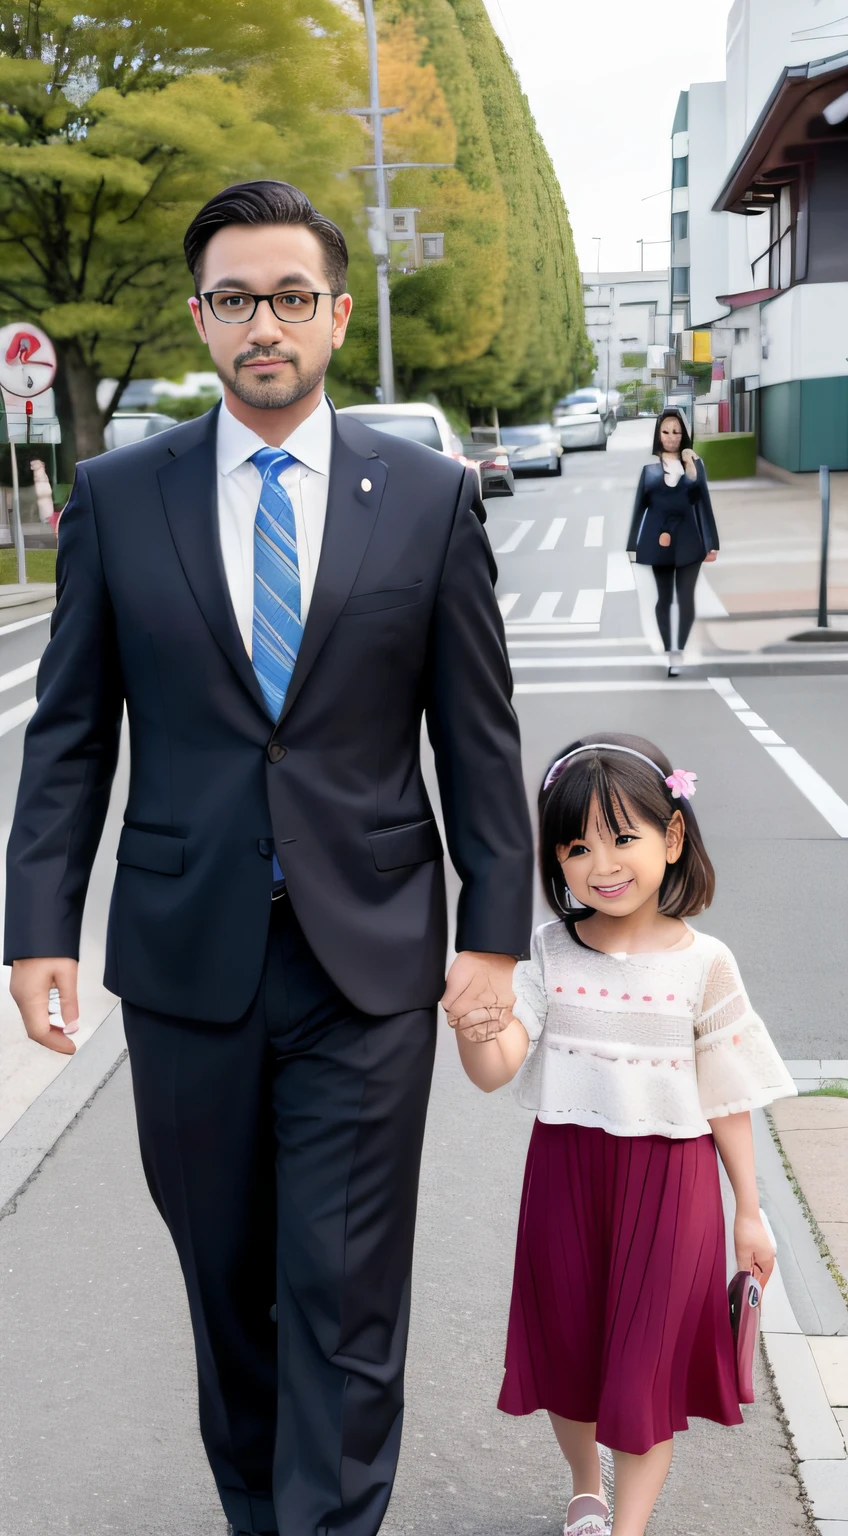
223, 294, 248, 308
278, 292, 308, 306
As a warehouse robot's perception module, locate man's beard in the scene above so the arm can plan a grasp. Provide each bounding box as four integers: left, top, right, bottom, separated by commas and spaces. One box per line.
221, 344, 331, 410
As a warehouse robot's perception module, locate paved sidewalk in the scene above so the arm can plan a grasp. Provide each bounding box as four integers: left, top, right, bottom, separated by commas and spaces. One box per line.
763, 1069, 848, 1533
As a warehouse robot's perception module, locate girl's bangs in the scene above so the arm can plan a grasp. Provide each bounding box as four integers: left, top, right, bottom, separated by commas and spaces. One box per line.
549, 757, 634, 845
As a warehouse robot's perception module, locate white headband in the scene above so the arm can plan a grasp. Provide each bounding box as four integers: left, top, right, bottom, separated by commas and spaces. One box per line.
543, 744, 697, 801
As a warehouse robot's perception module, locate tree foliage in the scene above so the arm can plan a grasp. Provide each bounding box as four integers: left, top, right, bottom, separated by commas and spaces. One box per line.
0, 0, 368, 458
333, 0, 591, 421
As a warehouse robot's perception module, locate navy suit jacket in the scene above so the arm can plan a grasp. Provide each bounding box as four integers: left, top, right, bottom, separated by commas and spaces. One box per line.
4, 405, 533, 1021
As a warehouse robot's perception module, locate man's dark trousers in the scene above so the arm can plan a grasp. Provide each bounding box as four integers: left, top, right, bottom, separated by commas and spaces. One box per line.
123, 894, 436, 1536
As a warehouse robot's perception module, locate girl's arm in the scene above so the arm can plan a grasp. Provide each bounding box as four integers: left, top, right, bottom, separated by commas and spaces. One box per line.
626, 466, 648, 553
454, 1014, 530, 1092
710, 1111, 776, 1284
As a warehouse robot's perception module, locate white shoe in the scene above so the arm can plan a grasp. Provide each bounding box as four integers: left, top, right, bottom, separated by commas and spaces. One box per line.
564, 1493, 610, 1536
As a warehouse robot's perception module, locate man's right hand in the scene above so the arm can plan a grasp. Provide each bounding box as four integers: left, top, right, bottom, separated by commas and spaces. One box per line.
10, 958, 80, 1054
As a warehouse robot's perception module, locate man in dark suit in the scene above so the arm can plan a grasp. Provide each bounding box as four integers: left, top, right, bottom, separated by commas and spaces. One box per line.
5, 181, 533, 1536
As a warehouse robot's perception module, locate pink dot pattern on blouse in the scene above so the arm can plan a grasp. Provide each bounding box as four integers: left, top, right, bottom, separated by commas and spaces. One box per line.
566, 988, 680, 1004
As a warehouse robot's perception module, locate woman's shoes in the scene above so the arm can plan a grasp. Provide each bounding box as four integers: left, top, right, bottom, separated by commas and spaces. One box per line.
667, 649, 683, 678
564, 1492, 610, 1536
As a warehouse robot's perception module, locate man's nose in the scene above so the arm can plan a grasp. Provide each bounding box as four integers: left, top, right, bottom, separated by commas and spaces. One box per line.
247, 300, 290, 345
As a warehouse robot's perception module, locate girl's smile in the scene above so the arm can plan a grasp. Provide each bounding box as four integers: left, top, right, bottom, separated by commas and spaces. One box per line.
591, 878, 634, 899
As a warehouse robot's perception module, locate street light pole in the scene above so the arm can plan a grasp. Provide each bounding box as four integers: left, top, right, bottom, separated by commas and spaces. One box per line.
592, 236, 601, 274
362, 0, 395, 404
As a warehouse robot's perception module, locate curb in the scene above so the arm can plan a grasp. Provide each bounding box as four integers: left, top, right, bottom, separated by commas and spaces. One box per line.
752, 1105, 848, 1530
0, 1004, 126, 1219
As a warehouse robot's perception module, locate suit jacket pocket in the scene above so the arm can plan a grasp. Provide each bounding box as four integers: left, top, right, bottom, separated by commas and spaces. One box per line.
341, 582, 422, 616
368, 818, 443, 871
117, 825, 186, 876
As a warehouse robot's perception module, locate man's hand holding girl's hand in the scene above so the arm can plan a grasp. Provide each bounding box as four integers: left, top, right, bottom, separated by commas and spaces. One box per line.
734, 1210, 776, 1287
441, 951, 516, 1042
10, 957, 80, 1054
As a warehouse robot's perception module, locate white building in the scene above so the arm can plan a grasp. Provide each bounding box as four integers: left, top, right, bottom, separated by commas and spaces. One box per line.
669, 0, 848, 469
581, 271, 670, 404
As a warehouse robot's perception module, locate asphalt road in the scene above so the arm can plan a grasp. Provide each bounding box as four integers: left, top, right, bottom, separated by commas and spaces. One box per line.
2, 421, 842, 1533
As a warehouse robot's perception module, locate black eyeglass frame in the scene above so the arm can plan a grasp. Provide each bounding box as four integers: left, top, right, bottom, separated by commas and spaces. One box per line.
199, 290, 339, 324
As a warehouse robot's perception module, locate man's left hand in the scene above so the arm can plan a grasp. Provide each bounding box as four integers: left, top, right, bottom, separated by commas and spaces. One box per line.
441, 951, 517, 1042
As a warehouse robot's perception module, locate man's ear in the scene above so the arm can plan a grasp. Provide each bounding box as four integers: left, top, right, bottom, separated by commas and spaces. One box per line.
188, 296, 207, 344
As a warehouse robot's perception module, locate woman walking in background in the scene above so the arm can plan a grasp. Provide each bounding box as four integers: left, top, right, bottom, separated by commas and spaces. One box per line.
627, 409, 719, 678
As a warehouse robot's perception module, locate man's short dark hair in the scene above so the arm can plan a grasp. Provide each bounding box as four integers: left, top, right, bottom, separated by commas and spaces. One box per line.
184, 180, 349, 295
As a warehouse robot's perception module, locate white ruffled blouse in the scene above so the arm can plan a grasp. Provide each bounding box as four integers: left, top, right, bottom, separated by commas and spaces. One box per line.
511, 921, 797, 1138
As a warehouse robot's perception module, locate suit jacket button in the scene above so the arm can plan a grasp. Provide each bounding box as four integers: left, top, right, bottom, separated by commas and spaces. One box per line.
257, 838, 273, 858
267, 743, 286, 764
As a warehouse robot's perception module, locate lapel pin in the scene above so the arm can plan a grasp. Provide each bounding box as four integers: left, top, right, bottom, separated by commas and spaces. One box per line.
360, 477, 372, 493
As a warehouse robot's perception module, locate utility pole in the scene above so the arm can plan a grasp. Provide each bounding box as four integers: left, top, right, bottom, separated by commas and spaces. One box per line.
362, 0, 394, 404
592, 236, 601, 274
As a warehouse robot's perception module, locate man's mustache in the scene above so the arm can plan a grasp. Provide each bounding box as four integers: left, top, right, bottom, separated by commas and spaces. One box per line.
234, 348, 297, 368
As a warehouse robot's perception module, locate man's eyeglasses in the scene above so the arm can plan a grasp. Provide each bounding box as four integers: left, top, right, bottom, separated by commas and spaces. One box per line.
200, 290, 337, 324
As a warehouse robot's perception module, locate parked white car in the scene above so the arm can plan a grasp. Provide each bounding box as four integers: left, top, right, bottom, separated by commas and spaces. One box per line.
554, 389, 617, 452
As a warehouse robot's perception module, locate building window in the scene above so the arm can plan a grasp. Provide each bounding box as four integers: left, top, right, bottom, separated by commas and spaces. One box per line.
751, 184, 796, 291
672, 155, 689, 189
671, 266, 689, 297
672, 211, 689, 241
671, 305, 688, 335
734, 327, 749, 344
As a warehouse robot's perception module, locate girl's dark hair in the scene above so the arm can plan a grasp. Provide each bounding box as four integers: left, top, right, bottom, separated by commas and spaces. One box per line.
539, 732, 714, 922
184, 180, 349, 295
651, 407, 693, 457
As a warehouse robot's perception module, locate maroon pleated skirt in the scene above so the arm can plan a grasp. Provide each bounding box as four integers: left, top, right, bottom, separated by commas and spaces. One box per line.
498, 1120, 744, 1454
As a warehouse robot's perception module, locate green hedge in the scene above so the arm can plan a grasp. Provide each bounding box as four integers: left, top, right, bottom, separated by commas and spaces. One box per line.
693, 432, 757, 480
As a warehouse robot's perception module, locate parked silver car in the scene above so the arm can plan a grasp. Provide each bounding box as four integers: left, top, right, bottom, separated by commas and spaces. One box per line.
500, 424, 563, 477
554, 389, 617, 452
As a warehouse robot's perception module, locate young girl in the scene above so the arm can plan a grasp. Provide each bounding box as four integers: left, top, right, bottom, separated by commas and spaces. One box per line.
452, 732, 796, 1536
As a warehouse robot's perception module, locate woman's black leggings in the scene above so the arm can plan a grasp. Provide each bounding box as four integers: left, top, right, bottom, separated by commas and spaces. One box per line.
651, 561, 702, 651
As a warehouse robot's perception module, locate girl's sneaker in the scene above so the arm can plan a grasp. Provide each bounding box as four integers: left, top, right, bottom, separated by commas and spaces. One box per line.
564, 1493, 610, 1536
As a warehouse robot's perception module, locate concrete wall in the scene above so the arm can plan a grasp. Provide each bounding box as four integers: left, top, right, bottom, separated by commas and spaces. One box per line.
582, 273, 669, 392
761, 285, 848, 387
687, 82, 731, 326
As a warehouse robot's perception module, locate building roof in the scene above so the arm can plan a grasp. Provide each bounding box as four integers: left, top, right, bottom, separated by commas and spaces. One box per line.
713, 50, 848, 214
580, 271, 669, 284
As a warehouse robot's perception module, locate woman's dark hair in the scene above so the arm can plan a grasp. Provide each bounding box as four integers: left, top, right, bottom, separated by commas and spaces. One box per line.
539, 732, 714, 922
651, 407, 693, 458
184, 180, 349, 295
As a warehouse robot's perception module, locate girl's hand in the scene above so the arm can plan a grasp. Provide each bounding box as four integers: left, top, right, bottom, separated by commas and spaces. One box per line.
681, 448, 696, 465
704, 549, 718, 562
734, 1211, 776, 1287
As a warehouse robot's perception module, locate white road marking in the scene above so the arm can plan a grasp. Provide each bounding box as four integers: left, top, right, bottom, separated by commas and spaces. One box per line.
605, 552, 636, 592
515, 680, 713, 694
569, 589, 605, 624
0, 697, 37, 738
504, 623, 599, 635
539, 518, 567, 551
497, 593, 520, 618
507, 636, 650, 649
494, 521, 534, 554
0, 660, 39, 694
510, 654, 675, 670
527, 592, 564, 622
0, 612, 51, 636
584, 516, 604, 547
694, 570, 728, 618
709, 676, 848, 837
765, 747, 848, 837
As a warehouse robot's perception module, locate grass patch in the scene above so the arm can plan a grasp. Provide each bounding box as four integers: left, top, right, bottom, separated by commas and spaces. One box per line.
0, 548, 57, 584
801, 1080, 848, 1097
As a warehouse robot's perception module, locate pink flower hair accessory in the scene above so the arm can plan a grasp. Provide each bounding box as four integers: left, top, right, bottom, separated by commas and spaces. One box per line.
665, 769, 697, 800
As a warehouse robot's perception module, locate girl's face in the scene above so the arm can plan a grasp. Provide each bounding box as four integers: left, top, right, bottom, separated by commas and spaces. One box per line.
659, 415, 683, 454
556, 793, 684, 916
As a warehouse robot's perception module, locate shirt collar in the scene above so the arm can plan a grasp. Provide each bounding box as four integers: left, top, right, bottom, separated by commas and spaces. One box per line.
217, 394, 332, 478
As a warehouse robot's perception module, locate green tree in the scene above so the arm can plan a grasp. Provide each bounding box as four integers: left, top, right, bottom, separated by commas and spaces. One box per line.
0, 0, 367, 459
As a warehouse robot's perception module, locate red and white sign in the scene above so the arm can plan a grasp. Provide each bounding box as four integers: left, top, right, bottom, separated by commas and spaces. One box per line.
0, 322, 57, 399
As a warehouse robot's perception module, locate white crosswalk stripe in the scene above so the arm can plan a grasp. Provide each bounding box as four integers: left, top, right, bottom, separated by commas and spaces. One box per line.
605, 552, 636, 592
584, 516, 604, 547
0, 660, 39, 694
569, 589, 605, 624
497, 593, 520, 618
494, 521, 534, 554
527, 592, 564, 623
538, 518, 567, 551
0, 697, 37, 738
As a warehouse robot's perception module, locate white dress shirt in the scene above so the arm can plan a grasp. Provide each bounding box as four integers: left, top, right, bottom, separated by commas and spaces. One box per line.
216, 395, 332, 655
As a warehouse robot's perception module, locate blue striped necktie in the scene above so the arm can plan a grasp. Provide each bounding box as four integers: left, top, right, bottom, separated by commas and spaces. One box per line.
251, 446, 302, 719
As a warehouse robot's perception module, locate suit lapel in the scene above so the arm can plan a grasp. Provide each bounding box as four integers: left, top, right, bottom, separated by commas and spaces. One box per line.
157, 406, 268, 714
278, 410, 387, 724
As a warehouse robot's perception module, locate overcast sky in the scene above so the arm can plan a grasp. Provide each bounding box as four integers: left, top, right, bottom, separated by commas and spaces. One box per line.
482, 0, 733, 274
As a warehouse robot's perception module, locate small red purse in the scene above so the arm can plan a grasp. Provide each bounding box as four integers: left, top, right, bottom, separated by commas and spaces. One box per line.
728, 1262, 763, 1404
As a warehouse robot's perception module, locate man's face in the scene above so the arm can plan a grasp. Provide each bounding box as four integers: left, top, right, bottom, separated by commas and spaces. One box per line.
188, 222, 352, 410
